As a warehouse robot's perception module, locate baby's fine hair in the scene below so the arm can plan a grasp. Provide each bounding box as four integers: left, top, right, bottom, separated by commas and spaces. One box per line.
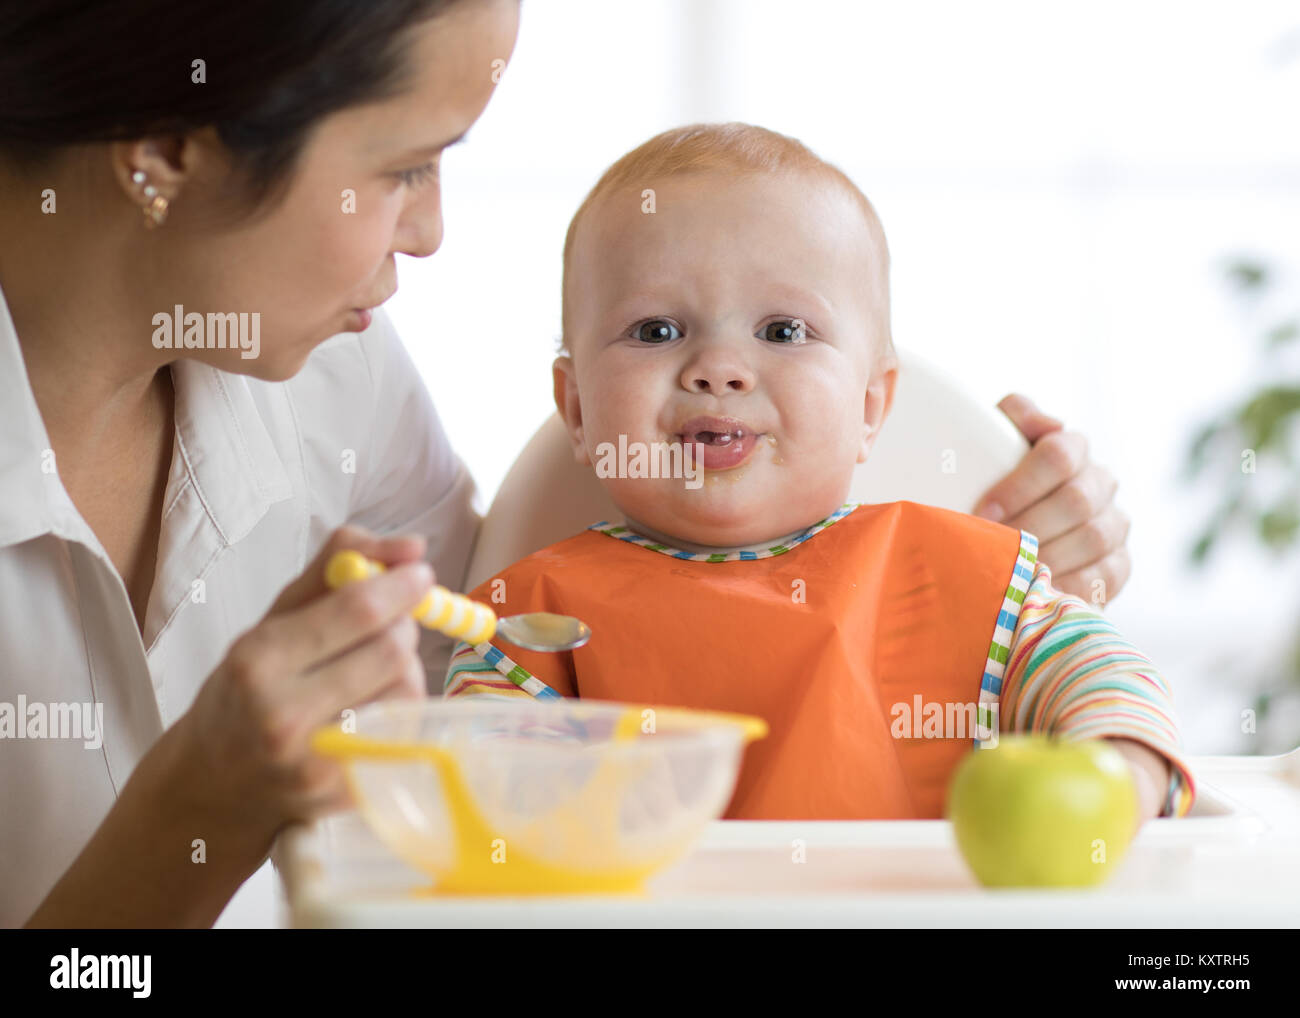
559, 121, 895, 361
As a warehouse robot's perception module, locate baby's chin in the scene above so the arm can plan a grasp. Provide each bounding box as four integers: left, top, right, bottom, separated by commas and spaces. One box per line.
606, 477, 847, 551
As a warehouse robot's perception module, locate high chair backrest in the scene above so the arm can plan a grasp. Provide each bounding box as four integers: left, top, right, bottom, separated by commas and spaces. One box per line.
464, 349, 1029, 589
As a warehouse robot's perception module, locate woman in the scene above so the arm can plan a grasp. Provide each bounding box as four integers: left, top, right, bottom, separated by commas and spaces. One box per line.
0, 0, 1131, 927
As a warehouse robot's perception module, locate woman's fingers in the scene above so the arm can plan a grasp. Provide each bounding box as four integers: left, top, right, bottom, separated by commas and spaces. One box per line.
973, 401, 1135, 605
350, 629, 430, 704
268, 524, 428, 617
294, 613, 424, 728
1010, 462, 1120, 545
975, 430, 1091, 531
1036, 502, 1131, 578
993, 393, 1065, 445
276, 751, 355, 821
260, 559, 432, 675
973, 394, 1065, 521
176, 523, 442, 845
279, 622, 427, 822
239, 612, 423, 780
394, 644, 432, 699
1049, 546, 1133, 609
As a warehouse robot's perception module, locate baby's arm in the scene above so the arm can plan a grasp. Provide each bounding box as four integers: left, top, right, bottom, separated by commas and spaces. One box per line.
1106, 738, 1172, 822
998, 560, 1196, 821
443, 636, 574, 702
443, 641, 536, 700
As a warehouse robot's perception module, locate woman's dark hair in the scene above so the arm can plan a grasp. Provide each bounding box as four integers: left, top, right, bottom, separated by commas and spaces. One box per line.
0, 0, 468, 219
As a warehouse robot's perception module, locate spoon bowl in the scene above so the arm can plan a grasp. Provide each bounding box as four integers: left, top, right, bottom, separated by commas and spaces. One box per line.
496, 611, 592, 652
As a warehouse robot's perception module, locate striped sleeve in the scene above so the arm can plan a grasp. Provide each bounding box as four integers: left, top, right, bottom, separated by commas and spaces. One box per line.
443, 640, 567, 701
998, 560, 1197, 818
443, 642, 534, 700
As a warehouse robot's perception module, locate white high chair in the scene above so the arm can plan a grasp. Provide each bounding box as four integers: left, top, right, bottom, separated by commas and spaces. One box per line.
465, 349, 1030, 589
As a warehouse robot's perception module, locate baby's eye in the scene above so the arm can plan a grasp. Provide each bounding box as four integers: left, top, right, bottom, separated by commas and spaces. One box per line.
635, 319, 681, 344
760, 318, 807, 344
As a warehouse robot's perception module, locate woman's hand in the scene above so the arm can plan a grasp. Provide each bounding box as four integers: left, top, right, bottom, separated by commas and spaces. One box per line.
176, 524, 433, 845
973, 394, 1132, 606
25, 524, 434, 928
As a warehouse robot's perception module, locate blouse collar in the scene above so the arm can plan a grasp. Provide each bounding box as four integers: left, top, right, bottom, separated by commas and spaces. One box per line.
0, 280, 292, 554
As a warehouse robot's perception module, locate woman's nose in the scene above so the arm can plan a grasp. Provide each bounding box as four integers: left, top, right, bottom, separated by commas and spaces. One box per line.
679, 344, 756, 394
396, 185, 445, 259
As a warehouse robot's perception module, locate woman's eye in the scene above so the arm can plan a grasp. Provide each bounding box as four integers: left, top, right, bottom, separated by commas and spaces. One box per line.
395, 161, 438, 188
761, 319, 807, 343
635, 320, 681, 343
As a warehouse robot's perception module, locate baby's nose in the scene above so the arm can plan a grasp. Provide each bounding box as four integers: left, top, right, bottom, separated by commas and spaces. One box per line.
684, 372, 751, 394
681, 354, 755, 394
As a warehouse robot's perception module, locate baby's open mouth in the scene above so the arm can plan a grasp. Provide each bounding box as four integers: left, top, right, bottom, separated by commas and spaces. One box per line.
676, 417, 764, 471
693, 429, 743, 445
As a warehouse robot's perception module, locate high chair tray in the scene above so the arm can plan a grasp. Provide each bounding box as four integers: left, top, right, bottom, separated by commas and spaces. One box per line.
279, 751, 1300, 928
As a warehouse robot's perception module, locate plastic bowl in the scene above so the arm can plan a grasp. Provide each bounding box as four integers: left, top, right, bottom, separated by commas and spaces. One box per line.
311, 698, 767, 895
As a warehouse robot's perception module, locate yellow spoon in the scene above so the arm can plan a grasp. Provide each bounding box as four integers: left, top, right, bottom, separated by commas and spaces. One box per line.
324, 550, 592, 652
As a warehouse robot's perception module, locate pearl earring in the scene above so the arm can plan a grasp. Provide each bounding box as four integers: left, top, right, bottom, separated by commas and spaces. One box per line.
131, 169, 169, 228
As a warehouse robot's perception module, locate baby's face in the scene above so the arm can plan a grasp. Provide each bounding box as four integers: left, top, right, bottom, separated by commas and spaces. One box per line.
556, 169, 896, 548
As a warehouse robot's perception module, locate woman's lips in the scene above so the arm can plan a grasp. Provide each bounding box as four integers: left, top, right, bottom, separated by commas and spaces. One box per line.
676, 416, 763, 471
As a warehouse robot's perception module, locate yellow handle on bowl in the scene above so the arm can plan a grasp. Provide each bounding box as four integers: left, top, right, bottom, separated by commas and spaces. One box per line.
311, 726, 441, 763
311, 706, 768, 765
325, 550, 496, 644
609, 705, 769, 743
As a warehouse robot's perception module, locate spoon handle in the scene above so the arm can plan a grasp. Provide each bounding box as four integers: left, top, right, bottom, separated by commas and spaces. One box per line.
325, 550, 497, 644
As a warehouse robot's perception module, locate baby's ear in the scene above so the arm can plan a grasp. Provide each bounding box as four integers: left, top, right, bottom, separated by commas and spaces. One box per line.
857, 358, 899, 463
552, 355, 590, 466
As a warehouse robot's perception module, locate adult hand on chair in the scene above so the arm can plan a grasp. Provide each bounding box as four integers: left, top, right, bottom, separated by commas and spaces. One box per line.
972, 394, 1131, 607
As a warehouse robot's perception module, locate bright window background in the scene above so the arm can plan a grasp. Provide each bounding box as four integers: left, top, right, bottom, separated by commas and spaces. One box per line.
385, 0, 1300, 754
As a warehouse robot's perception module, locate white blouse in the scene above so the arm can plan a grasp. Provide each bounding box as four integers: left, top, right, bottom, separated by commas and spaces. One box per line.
0, 286, 481, 927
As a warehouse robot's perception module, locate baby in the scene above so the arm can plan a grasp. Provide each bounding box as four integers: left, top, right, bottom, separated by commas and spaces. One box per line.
445, 122, 1195, 822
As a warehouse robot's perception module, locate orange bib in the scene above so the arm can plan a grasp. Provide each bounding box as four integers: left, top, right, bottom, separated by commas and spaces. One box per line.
464, 501, 1031, 819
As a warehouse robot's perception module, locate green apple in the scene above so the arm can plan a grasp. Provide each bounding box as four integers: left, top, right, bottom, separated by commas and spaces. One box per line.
946, 734, 1140, 887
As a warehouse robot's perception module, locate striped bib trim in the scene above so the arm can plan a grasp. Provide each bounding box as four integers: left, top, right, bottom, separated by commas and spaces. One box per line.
587, 502, 860, 561
973, 529, 1039, 749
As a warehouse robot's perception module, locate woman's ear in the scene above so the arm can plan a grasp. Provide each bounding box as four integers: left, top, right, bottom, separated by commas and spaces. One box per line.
552, 355, 591, 466
110, 132, 208, 210
858, 356, 899, 463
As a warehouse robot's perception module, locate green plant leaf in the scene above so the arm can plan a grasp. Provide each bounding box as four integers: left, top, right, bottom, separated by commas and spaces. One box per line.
1227, 260, 1269, 291
1258, 502, 1300, 548
1266, 320, 1299, 347
1235, 387, 1300, 452
1190, 529, 1217, 565
1183, 418, 1231, 479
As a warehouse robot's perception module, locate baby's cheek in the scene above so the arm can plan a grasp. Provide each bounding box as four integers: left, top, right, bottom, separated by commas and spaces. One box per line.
591, 378, 656, 435
779, 379, 849, 435
784, 389, 865, 477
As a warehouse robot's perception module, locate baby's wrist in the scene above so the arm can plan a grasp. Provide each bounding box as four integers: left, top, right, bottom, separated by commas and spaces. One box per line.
1104, 737, 1170, 822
